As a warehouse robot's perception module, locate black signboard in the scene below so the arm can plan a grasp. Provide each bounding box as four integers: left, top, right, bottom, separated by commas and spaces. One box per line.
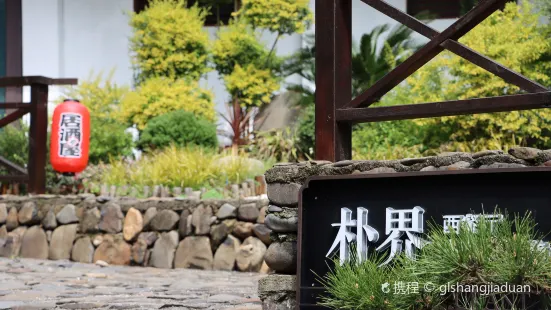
297, 167, 551, 309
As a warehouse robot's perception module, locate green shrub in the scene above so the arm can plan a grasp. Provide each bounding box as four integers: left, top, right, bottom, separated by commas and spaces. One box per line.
138, 110, 218, 151
0, 121, 28, 168
121, 77, 216, 130
251, 127, 310, 162
296, 104, 315, 158
129, 0, 211, 84
61, 70, 134, 164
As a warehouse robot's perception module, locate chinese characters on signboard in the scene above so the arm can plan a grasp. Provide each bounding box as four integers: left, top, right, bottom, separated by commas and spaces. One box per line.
326, 207, 525, 266
58, 113, 83, 158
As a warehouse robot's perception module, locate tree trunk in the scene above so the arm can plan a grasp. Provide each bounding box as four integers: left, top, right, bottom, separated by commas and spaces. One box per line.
231, 97, 242, 156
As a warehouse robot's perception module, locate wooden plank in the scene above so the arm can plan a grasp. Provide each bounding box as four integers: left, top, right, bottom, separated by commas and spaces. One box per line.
346, 0, 507, 109
337, 92, 551, 123
0, 175, 29, 182
0, 76, 78, 87
27, 84, 49, 194
5, 0, 23, 106
0, 155, 27, 175
314, 0, 352, 161
0, 108, 27, 128
359, 0, 548, 93
0, 102, 30, 109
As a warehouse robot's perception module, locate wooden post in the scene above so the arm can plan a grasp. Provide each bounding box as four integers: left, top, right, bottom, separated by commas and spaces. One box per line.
315, 0, 353, 162
27, 83, 48, 194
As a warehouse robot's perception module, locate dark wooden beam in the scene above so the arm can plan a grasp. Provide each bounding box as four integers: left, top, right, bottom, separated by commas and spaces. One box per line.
0, 76, 77, 87
315, 0, 353, 161
337, 92, 551, 123
346, 0, 507, 109
359, 0, 547, 93
27, 84, 49, 194
5, 0, 23, 105
0, 102, 30, 109
0, 107, 26, 128
0, 175, 28, 182
0, 155, 27, 175
134, 0, 148, 13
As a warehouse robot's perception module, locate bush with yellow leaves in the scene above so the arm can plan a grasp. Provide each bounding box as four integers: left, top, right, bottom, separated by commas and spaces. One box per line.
120, 77, 216, 130
378, 1, 551, 152
224, 64, 280, 107
129, 0, 211, 84
235, 0, 312, 35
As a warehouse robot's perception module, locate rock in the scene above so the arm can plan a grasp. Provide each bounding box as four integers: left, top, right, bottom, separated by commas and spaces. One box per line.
71, 236, 94, 263
253, 224, 272, 245
0, 225, 6, 239
0, 203, 7, 224
149, 231, 179, 269
93, 236, 131, 265
363, 167, 397, 174
150, 210, 179, 231
96, 196, 111, 203
137, 231, 158, 247
174, 236, 213, 270
0, 226, 26, 257
543, 160, 551, 167
216, 203, 237, 220
508, 147, 541, 161
264, 214, 298, 233
258, 275, 297, 310
268, 205, 283, 213
210, 220, 237, 250
479, 163, 526, 169
237, 203, 260, 222
92, 235, 104, 247
267, 183, 301, 206
192, 205, 213, 235
18, 202, 39, 225
178, 209, 191, 238
264, 241, 297, 274
46, 230, 52, 243
143, 207, 157, 229
236, 236, 267, 272
42, 210, 58, 230
49, 224, 78, 260
445, 161, 471, 170
98, 203, 124, 233
473, 150, 503, 159
257, 207, 267, 224
232, 222, 255, 240
20, 226, 48, 259
56, 204, 79, 224
95, 260, 109, 267
131, 239, 148, 265
213, 235, 241, 271
6, 207, 18, 231
123, 207, 143, 241
472, 154, 526, 168
260, 261, 272, 274
81, 207, 101, 233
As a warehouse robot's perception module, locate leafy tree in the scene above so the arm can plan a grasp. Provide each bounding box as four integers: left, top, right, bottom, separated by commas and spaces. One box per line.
380, 1, 551, 152
128, 0, 211, 84
138, 110, 218, 151
120, 77, 216, 130
61, 70, 134, 164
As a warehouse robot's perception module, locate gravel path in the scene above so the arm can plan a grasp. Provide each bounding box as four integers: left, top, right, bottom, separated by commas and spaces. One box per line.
0, 258, 265, 310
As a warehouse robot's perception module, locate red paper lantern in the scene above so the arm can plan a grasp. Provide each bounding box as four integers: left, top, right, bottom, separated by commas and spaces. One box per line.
50, 99, 90, 174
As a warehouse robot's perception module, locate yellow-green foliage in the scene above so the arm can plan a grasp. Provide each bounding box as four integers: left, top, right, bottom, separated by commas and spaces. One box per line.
212, 20, 268, 75
224, 64, 280, 107
62, 69, 129, 120
380, 1, 551, 151
129, 0, 211, 83
121, 77, 216, 130
98, 145, 268, 189
235, 0, 312, 35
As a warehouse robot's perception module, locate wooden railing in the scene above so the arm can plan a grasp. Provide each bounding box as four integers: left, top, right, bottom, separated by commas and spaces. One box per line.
0, 76, 78, 194
315, 0, 551, 161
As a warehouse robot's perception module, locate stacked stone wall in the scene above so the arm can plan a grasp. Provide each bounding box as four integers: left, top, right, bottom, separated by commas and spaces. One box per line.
260, 147, 551, 309
0, 195, 271, 273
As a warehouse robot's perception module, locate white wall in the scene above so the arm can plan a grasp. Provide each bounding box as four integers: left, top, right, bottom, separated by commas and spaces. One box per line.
20, 0, 456, 128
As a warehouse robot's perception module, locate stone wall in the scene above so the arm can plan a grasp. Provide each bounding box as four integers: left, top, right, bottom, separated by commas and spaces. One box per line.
259, 147, 551, 309
0, 195, 271, 272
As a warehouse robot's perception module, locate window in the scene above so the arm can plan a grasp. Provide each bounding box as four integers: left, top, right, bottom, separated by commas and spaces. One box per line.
406, 0, 516, 19
134, 0, 240, 26
187, 0, 240, 26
